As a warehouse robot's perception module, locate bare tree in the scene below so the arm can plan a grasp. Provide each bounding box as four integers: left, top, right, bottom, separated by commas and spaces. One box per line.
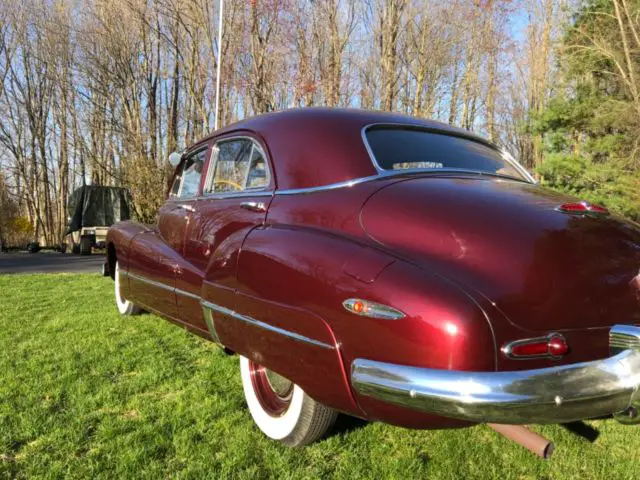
0, 0, 574, 244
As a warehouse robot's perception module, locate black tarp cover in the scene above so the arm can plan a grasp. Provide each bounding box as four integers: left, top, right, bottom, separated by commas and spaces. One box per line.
66, 186, 132, 234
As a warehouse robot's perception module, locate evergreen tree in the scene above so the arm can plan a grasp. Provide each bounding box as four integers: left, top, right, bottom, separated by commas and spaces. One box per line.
534, 0, 640, 220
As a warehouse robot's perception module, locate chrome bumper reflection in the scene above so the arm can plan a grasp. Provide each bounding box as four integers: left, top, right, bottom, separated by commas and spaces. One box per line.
351, 324, 640, 425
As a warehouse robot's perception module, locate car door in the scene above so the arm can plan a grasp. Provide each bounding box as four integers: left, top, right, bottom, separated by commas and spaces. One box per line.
158, 147, 210, 255
176, 135, 273, 332
128, 147, 208, 320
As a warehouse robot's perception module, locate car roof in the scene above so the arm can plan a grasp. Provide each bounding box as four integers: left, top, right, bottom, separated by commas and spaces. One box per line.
200, 107, 491, 191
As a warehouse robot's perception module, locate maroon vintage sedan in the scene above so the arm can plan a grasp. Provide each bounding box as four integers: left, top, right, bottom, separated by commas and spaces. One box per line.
106, 108, 640, 453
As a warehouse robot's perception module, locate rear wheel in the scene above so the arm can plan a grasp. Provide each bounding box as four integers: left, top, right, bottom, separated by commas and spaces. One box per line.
114, 261, 141, 315
79, 235, 92, 255
240, 356, 337, 446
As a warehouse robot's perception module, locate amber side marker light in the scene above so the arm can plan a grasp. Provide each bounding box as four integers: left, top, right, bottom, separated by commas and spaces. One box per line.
501, 333, 569, 360
342, 298, 405, 320
557, 201, 609, 216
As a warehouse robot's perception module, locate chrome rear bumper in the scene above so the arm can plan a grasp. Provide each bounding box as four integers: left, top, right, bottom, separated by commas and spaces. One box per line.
351, 324, 640, 425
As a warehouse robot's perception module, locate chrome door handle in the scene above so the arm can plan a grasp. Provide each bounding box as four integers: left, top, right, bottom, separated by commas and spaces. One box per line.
240, 201, 267, 213
178, 204, 196, 212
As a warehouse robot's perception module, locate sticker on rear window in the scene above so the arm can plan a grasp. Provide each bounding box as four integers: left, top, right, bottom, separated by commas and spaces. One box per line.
392, 162, 444, 170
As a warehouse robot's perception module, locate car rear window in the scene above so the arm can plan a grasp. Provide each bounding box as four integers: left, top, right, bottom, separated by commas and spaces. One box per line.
365, 127, 526, 181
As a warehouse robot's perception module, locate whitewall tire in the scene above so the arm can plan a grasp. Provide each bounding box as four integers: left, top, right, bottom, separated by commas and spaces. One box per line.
240, 356, 338, 446
114, 261, 141, 316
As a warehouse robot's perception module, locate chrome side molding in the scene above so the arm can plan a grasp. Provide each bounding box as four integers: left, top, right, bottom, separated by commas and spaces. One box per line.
352, 324, 640, 425
127, 270, 199, 300
127, 271, 174, 293
124, 270, 334, 350
201, 300, 335, 350
202, 302, 224, 347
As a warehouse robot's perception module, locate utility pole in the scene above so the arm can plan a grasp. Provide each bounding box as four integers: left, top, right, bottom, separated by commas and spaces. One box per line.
214, 0, 224, 130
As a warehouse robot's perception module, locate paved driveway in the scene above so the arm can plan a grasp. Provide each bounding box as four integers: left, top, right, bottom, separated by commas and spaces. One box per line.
0, 252, 105, 275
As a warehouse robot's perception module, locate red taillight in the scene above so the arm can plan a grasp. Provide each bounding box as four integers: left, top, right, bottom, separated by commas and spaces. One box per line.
548, 336, 569, 357
502, 333, 568, 360
559, 202, 588, 213
558, 201, 609, 216
586, 203, 609, 214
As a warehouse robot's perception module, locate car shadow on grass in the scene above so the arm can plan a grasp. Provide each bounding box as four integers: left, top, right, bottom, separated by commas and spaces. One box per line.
561, 421, 600, 443
330, 414, 369, 437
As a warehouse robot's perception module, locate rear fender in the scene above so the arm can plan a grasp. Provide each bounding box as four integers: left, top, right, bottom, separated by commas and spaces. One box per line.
217, 225, 397, 417
226, 225, 496, 427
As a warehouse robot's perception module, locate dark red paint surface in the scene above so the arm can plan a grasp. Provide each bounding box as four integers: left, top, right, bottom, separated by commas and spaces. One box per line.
107, 108, 640, 429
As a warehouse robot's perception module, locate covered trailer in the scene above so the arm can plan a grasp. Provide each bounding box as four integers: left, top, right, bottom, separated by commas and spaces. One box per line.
66, 186, 132, 255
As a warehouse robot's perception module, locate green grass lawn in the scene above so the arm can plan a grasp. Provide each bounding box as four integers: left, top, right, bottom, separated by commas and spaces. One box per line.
0, 274, 638, 479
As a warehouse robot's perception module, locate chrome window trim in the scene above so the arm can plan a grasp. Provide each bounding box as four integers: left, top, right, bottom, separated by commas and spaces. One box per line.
360, 123, 536, 185
202, 143, 218, 196
201, 300, 335, 350
203, 135, 273, 197
274, 168, 530, 197
500, 148, 537, 184
242, 144, 254, 188
169, 164, 184, 199
275, 175, 381, 196
199, 190, 274, 201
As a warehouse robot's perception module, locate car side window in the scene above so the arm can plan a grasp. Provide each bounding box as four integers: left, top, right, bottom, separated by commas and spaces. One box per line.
170, 150, 206, 199
206, 138, 270, 194
247, 145, 269, 189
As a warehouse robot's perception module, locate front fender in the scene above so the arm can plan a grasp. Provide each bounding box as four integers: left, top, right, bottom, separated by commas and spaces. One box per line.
106, 221, 155, 276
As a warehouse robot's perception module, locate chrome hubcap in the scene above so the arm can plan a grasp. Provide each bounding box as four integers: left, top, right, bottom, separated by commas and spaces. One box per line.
249, 360, 294, 417
265, 369, 293, 397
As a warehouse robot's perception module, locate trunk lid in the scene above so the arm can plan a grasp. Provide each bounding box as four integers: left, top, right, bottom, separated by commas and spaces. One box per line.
361, 175, 640, 332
